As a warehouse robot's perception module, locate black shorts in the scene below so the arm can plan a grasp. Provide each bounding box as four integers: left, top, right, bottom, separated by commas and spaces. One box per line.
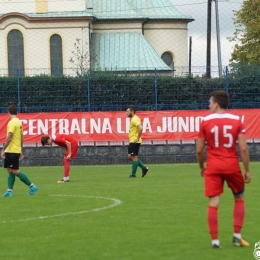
4, 153, 20, 170
128, 143, 141, 156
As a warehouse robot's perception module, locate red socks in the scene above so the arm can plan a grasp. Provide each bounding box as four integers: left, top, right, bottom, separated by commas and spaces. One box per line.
207, 200, 245, 240
233, 200, 245, 233
63, 159, 70, 178
208, 206, 218, 239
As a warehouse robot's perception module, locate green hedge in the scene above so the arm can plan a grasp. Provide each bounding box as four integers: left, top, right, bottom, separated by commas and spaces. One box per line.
0, 70, 259, 113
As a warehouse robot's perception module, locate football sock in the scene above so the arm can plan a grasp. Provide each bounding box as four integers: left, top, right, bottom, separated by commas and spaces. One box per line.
233, 199, 245, 233
63, 159, 70, 178
208, 206, 218, 240
137, 159, 146, 169
8, 172, 16, 189
234, 233, 241, 239
131, 160, 139, 176
211, 239, 220, 246
17, 172, 32, 186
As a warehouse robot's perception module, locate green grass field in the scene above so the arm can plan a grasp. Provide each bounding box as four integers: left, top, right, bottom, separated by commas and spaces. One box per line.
0, 163, 259, 260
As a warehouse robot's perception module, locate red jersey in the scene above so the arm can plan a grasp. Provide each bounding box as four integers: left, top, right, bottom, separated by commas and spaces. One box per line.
52, 134, 78, 158
198, 113, 245, 174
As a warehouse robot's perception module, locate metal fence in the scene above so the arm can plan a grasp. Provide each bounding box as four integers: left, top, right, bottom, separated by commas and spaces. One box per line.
0, 65, 259, 113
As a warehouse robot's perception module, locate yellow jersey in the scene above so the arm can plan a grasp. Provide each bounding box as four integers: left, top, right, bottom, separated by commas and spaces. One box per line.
128, 115, 142, 143
5, 117, 23, 153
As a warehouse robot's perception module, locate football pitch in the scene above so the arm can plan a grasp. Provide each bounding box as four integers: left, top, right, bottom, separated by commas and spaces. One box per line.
0, 163, 259, 260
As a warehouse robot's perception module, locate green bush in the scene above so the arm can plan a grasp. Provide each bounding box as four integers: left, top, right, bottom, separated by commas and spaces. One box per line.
0, 68, 259, 113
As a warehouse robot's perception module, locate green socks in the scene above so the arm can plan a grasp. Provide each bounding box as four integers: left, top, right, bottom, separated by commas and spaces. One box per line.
8, 172, 16, 189
132, 159, 146, 176
138, 159, 146, 170
131, 160, 139, 176
17, 172, 32, 186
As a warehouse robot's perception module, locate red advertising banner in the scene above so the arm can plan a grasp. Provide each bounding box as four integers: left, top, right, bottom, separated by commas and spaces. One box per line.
0, 109, 259, 143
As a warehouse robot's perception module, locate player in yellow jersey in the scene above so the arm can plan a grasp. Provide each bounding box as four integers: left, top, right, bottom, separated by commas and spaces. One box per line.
126, 105, 148, 178
1, 104, 38, 197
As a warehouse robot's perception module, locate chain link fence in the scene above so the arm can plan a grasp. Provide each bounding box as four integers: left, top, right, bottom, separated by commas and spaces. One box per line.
0, 65, 259, 113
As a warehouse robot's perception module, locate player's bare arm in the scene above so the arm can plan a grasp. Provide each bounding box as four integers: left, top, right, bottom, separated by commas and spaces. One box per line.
1, 132, 13, 159
134, 124, 143, 143
238, 134, 251, 183
196, 137, 205, 177
20, 131, 24, 160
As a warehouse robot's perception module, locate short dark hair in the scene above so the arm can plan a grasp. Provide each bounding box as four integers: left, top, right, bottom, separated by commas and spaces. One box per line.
127, 105, 136, 113
210, 90, 229, 109
41, 136, 50, 146
8, 104, 17, 115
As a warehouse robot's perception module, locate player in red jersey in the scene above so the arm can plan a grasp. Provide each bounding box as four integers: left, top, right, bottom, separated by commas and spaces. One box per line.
41, 134, 78, 183
196, 90, 251, 248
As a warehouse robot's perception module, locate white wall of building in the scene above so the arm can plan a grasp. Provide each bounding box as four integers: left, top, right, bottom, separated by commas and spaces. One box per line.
1, 0, 36, 14
0, 0, 85, 14
0, 15, 90, 76
48, 0, 86, 12
92, 21, 142, 33
144, 21, 189, 68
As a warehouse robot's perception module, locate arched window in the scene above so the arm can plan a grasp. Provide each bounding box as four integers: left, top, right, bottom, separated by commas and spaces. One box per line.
161, 52, 174, 69
50, 34, 63, 76
8, 30, 25, 76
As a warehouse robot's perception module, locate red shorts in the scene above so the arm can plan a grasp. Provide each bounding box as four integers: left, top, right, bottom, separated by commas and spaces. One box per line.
64, 143, 78, 158
204, 171, 244, 197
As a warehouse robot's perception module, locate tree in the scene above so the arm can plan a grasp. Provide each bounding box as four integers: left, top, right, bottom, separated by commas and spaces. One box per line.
229, 0, 260, 65
69, 38, 90, 76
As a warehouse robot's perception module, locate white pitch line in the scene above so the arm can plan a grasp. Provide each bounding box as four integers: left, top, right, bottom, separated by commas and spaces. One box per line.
1, 195, 121, 224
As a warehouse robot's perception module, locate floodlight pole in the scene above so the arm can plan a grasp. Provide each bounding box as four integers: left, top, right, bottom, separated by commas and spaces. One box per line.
189, 36, 192, 75
206, 0, 212, 78
214, 0, 223, 77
